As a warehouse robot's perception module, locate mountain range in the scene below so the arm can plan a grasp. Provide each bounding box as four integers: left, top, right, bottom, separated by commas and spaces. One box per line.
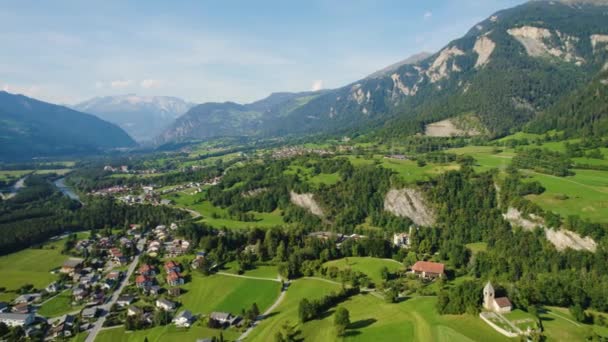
0, 91, 135, 161
73, 95, 194, 142
158, 0, 608, 143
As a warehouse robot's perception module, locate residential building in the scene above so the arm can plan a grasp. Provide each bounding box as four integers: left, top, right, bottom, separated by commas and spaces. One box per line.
0, 313, 34, 327
209, 312, 239, 326
136, 275, 153, 288
117, 295, 136, 307
166, 271, 184, 286
127, 306, 143, 316
11, 303, 29, 314
156, 298, 176, 311
60, 258, 84, 274
164, 260, 180, 274
172, 310, 193, 327
411, 261, 445, 279
14, 293, 41, 304
81, 307, 98, 319
46, 282, 61, 293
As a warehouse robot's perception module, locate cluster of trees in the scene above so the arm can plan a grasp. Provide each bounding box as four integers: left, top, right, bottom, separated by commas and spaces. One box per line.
511, 148, 573, 176
298, 287, 359, 322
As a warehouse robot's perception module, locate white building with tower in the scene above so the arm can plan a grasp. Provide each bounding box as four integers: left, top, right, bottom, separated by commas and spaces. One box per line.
483, 281, 512, 314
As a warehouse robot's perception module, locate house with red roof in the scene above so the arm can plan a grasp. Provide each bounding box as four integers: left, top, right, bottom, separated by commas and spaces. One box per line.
135, 275, 152, 289
166, 271, 184, 286
164, 260, 180, 274
411, 261, 445, 279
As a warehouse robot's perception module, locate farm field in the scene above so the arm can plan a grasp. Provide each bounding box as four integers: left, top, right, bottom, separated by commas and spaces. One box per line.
95, 324, 240, 342
179, 273, 281, 315
164, 192, 285, 229
322, 257, 404, 285
38, 290, 83, 317
0, 238, 71, 301
465, 242, 488, 255
524, 169, 608, 223
0, 168, 72, 181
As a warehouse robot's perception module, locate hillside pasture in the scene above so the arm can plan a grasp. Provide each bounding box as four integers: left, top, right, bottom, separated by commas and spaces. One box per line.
524, 169, 608, 223
179, 273, 281, 315
0, 238, 70, 301
96, 324, 240, 342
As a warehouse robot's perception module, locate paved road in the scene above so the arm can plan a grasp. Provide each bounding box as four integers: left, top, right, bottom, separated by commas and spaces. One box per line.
85, 243, 142, 342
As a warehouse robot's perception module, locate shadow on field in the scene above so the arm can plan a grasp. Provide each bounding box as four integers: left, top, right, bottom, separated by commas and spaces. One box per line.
349, 318, 376, 329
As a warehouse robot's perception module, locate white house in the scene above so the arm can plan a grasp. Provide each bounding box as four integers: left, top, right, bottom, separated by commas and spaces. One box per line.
0, 313, 35, 327
172, 310, 193, 327
483, 282, 512, 314
156, 299, 176, 311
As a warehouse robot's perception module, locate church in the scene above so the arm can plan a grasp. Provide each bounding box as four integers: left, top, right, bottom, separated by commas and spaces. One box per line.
483, 281, 512, 314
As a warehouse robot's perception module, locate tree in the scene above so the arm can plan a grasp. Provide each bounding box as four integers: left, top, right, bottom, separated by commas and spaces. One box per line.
334, 307, 350, 336
274, 320, 297, 342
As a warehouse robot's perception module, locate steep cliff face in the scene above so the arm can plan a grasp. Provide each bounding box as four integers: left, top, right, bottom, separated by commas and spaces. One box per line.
384, 188, 435, 227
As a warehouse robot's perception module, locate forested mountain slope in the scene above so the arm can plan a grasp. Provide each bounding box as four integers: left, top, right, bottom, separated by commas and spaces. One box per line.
0, 91, 136, 160
158, 0, 608, 143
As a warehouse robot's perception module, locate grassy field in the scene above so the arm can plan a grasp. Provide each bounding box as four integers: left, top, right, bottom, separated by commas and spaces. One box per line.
179, 273, 281, 315
96, 324, 240, 342
379, 158, 460, 183
446, 146, 516, 172
0, 239, 70, 300
524, 169, 608, 223
38, 290, 83, 317
246, 285, 511, 342
165, 192, 285, 229
322, 257, 404, 284
540, 306, 608, 341
245, 278, 342, 341
0, 169, 72, 181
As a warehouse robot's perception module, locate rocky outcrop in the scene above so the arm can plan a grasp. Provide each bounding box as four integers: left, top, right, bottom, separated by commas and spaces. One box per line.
426, 46, 465, 83
507, 26, 584, 64
290, 191, 324, 217
424, 118, 481, 137
384, 188, 435, 226
590, 34, 608, 51
503, 207, 597, 253
473, 36, 496, 68
545, 228, 597, 252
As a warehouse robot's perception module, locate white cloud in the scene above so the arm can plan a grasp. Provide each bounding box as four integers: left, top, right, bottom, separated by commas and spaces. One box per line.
1, 83, 42, 98
110, 80, 133, 88
311, 80, 323, 91
140, 79, 163, 89
424, 11, 433, 19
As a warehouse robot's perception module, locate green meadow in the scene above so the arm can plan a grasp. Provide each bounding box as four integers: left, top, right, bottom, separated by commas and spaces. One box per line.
96, 324, 240, 342
164, 192, 285, 229
524, 169, 608, 223
222, 261, 279, 279
38, 290, 83, 317
322, 257, 404, 285
179, 273, 281, 315
0, 239, 70, 301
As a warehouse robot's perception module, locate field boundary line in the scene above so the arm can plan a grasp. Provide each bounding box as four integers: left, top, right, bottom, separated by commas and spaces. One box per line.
216, 271, 281, 282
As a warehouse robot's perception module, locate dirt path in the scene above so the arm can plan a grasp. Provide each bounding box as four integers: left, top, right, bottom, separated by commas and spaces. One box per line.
237, 289, 287, 341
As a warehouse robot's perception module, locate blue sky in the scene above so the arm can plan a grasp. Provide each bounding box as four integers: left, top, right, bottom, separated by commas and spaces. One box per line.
0, 0, 525, 105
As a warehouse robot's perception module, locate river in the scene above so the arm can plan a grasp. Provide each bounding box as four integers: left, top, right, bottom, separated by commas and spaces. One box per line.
53, 177, 81, 202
